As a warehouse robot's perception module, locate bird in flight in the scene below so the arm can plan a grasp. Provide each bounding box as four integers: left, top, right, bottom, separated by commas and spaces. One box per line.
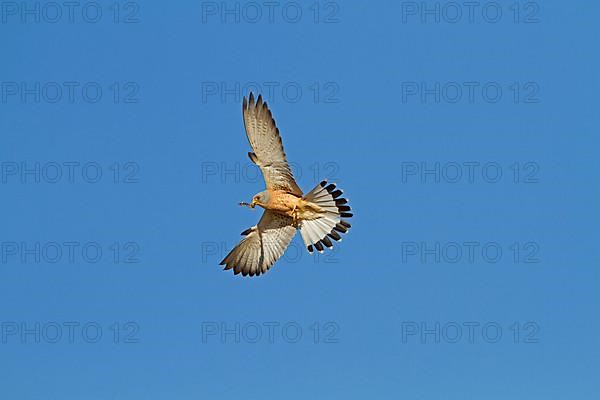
220, 93, 352, 277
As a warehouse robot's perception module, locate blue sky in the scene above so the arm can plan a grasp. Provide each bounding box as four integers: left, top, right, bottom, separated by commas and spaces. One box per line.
1, 1, 599, 398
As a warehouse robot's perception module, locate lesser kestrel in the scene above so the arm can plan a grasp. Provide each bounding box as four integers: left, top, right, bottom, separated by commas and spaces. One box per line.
220, 93, 352, 276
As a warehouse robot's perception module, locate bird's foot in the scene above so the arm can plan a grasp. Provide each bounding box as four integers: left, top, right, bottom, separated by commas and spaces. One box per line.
292, 212, 300, 227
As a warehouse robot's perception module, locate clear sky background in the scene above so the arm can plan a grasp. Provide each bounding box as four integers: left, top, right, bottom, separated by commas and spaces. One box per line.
1, 1, 599, 398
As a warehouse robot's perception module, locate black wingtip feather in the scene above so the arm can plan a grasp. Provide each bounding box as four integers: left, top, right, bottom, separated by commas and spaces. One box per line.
333, 224, 346, 233
328, 231, 341, 241
321, 236, 333, 248
315, 241, 324, 253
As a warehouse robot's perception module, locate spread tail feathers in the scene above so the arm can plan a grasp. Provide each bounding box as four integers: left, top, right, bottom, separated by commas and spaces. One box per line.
299, 180, 352, 254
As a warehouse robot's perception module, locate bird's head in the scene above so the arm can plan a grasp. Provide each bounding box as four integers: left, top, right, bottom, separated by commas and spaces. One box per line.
252, 190, 270, 208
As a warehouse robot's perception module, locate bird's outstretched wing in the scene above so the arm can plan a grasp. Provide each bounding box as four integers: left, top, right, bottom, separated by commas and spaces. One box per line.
243, 93, 303, 196
220, 211, 297, 277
